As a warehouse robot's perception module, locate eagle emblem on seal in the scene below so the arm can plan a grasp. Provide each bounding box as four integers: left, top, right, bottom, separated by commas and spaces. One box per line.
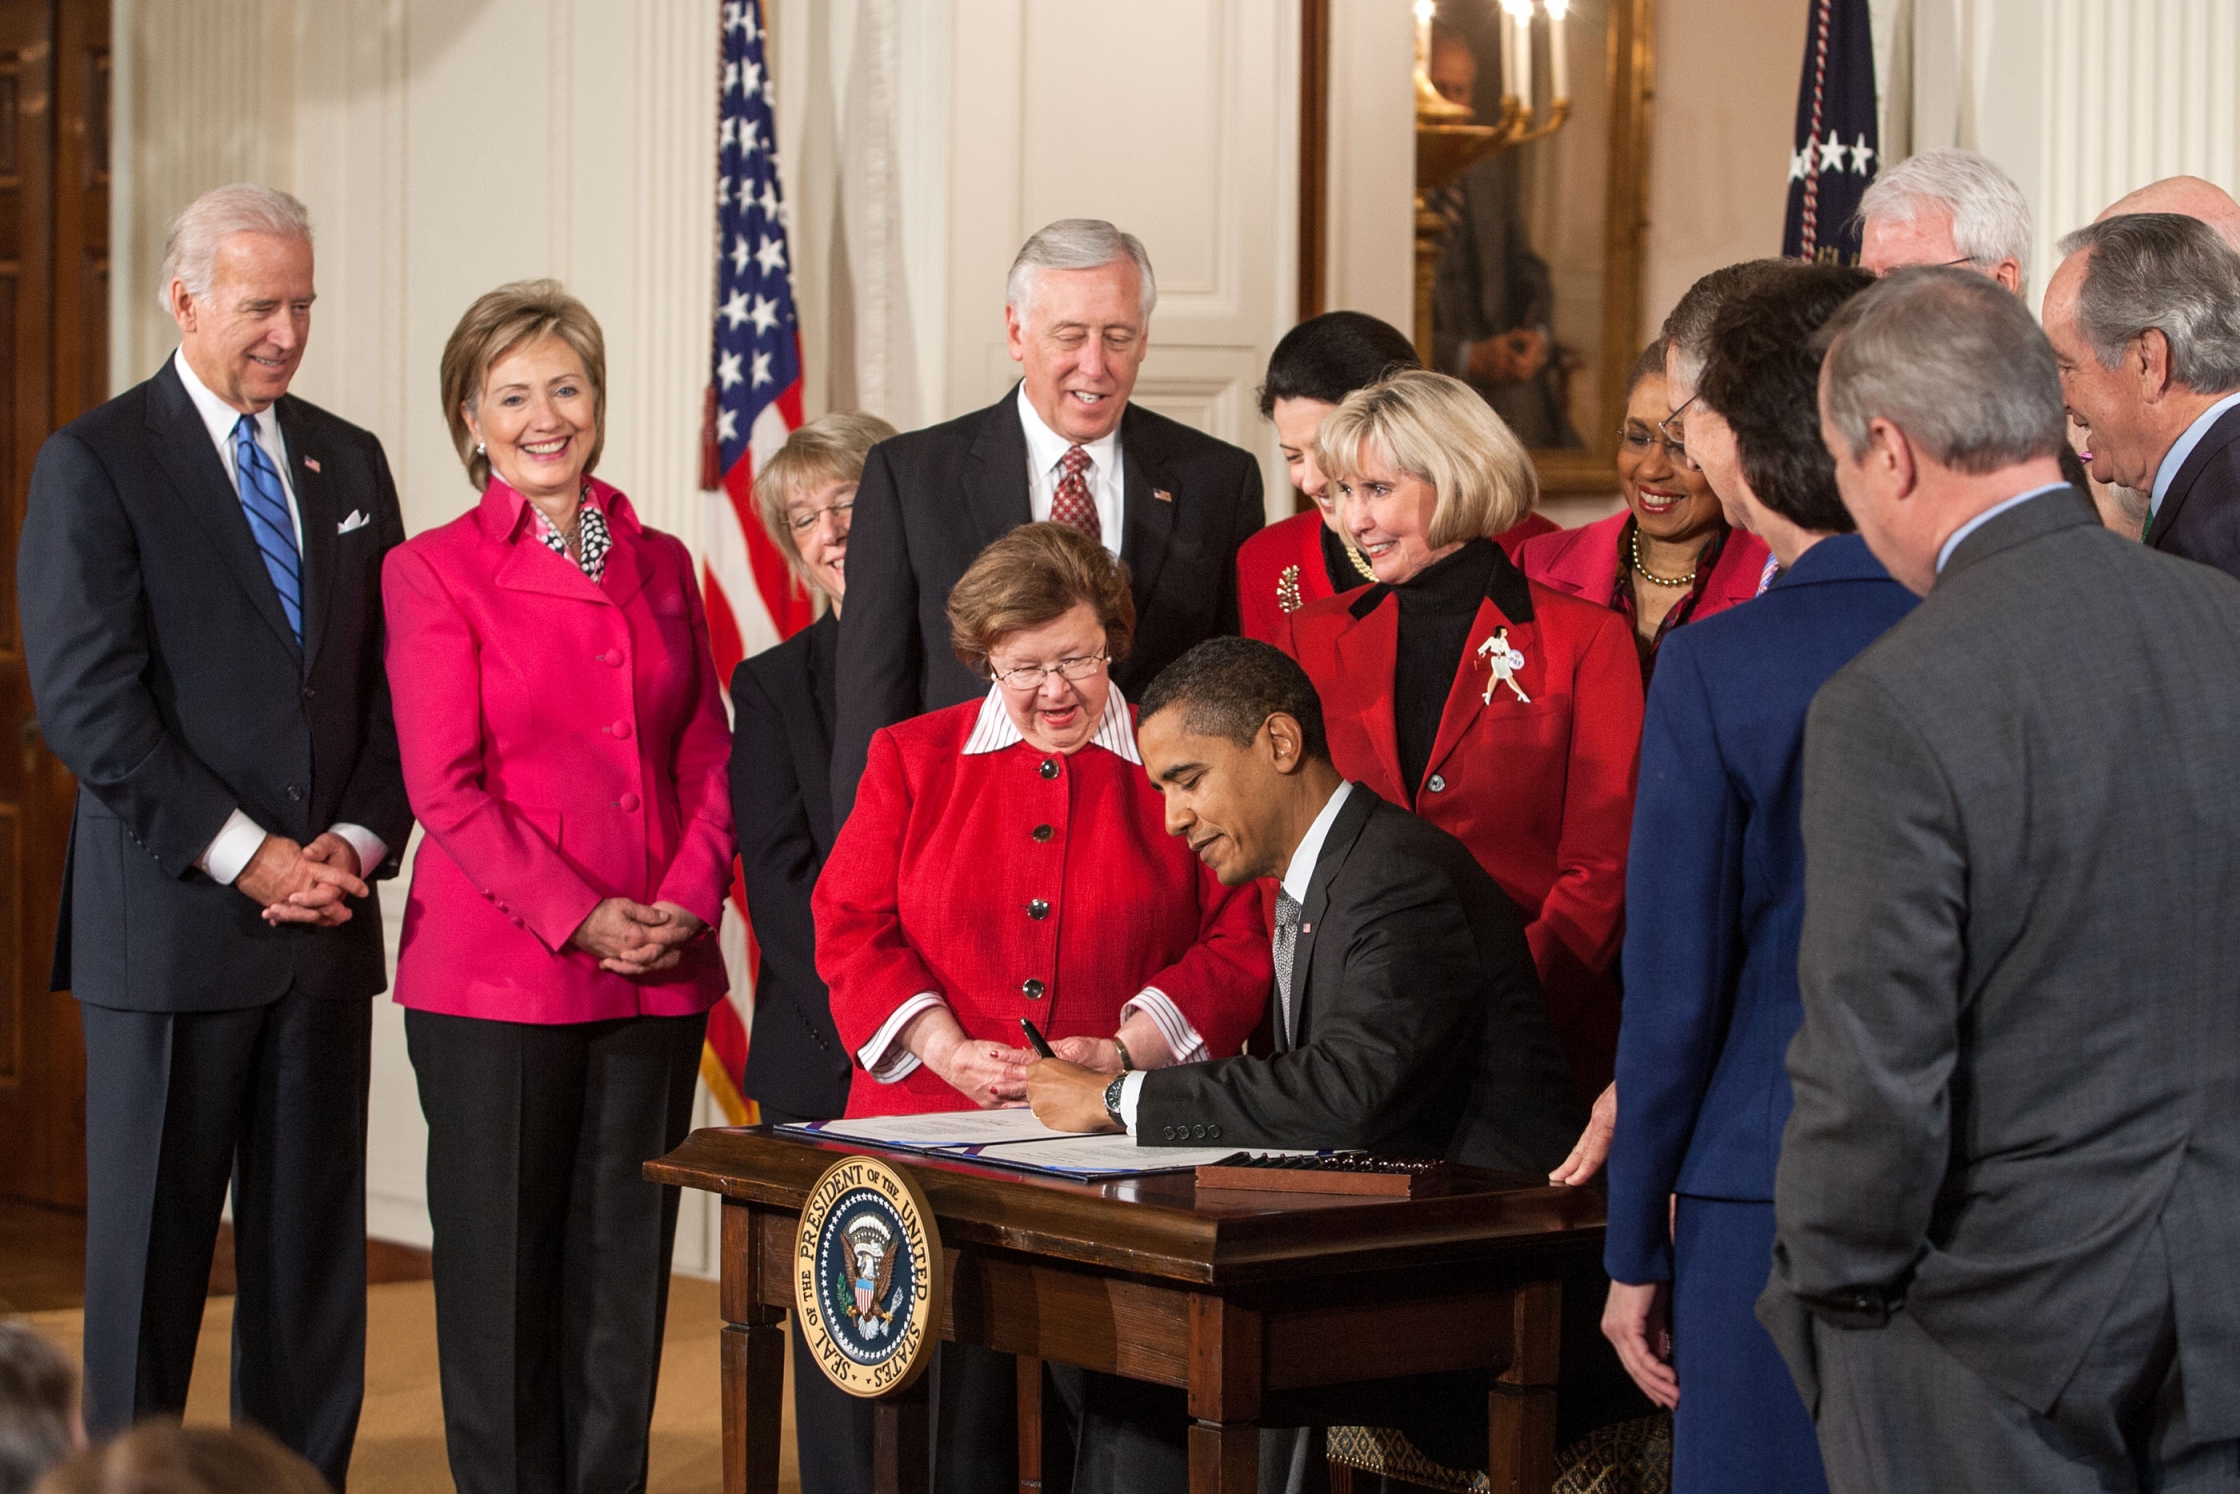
842, 1213, 900, 1339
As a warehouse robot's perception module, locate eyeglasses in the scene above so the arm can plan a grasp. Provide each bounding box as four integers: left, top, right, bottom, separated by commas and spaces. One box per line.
988, 651, 1110, 690
1655, 393, 1702, 471
785, 499, 854, 534
1618, 425, 1691, 464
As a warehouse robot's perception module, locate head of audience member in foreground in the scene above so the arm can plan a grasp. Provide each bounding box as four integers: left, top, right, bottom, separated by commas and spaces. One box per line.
1258, 311, 1421, 528
33, 1421, 330, 1494
2098, 175, 2240, 255
2043, 213, 2240, 493
751, 410, 898, 614
1857, 148, 2034, 295
947, 522, 1136, 756
1004, 218, 1157, 447
1312, 369, 1535, 586
1688, 263, 1876, 560
1136, 637, 1342, 889
1659, 259, 1794, 415
1818, 267, 2072, 595
0, 1324, 78, 1494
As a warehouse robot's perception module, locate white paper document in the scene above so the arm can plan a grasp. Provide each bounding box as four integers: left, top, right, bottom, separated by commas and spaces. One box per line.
937, 1134, 1324, 1180
776, 1108, 1069, 1150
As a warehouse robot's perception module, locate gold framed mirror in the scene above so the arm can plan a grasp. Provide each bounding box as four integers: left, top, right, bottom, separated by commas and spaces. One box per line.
1300, 0, 1653, 499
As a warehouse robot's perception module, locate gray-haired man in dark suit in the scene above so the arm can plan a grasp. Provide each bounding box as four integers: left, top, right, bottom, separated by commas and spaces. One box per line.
1761, 265, 2240, 1490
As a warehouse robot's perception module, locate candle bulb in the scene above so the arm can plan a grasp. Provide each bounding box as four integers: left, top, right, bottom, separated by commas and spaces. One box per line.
1548, 0, 1570, 99
1512, 3, 1533, 112
1500, 7, 1518, 97
1415, 0, 1434, 75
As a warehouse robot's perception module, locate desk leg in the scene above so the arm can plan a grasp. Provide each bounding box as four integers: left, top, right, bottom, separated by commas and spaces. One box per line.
1187, 1421, 1260, 1492
721, 1322, 785, 1494
1017, 1355, 1044, 1494
873, 1379, 930, 1494
1186, 1294, 1262, 1493
1486, 1277, 1563, 1494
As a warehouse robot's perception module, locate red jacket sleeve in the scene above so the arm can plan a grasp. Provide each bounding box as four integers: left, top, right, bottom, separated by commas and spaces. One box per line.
814, 727, 946, 1053
1527, 606, 1643, 975
382, 542, 601, 953
1135, 864, 1273, 1059
651, 552, 737, 928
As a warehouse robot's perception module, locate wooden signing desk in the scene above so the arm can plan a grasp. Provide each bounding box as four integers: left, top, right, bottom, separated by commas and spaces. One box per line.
648, 1127, 1607, 1494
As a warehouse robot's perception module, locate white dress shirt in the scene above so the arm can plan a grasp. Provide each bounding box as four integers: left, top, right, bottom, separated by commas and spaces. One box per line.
1017, 384, 1125, 557
173, 349, 386, 886
1116, 780, 1355, 1133
854, 684, 1209, 1083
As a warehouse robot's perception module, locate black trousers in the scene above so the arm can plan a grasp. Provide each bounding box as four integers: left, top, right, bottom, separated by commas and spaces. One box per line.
405, 1007, 706, 1494
78, 990, 372, 1491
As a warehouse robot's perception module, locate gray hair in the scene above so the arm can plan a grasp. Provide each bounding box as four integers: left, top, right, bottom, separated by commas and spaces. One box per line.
1005, 218, 1158, 323
1819, 266, 2067, 473
2055, 212, 2240, 392
158, 184, 313, 313
1661, 259, 1792, 388
1858, 148, 2035, 297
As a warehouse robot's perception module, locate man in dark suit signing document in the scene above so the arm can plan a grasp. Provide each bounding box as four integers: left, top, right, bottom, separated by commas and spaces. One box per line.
831, 218, 1265, 820
1029, 637, 1599, 1492
19, 184, 409, 1487
1760, 266, 2240, 1492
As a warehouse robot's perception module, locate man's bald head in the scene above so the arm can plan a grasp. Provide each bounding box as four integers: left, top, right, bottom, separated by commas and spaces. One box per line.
2098, 176, 2240, 255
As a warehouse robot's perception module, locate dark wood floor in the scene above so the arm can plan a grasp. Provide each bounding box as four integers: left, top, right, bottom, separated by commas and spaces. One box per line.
0, 1198, 432, 1314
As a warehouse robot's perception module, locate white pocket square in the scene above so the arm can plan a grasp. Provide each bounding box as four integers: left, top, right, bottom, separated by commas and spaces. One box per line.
337, 510, 370, 535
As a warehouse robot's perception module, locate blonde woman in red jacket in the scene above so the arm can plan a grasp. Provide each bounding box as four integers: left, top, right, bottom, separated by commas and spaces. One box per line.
382, 281, 733, 1494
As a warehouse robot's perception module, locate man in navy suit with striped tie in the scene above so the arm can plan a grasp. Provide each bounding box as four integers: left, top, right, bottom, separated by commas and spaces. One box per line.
18, 184, 409, 1487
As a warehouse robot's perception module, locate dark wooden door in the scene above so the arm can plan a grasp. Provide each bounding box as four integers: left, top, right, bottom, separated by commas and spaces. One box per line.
0, 0, 109, 1211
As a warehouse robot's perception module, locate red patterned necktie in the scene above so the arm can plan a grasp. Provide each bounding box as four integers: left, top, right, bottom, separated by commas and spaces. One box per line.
1050, 445, 1100, 541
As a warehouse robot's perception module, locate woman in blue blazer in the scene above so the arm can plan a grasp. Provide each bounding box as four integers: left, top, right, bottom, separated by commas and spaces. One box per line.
1600, 263, 1912, 1492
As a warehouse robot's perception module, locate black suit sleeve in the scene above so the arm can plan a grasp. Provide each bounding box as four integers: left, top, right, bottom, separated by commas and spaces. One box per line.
1216, 457, 1263, 640
830, 440, 922, 825
1135, 859, 1485, 1151
19, 430, 238, 877
731, 659, 825, 1012
328, 432, 412, 875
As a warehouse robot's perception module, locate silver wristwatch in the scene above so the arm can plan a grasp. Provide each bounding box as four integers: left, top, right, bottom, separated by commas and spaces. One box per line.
1103, 1073, 1128, 1130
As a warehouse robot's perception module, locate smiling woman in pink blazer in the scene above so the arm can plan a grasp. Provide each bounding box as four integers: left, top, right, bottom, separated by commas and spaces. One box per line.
381, 280, 733, 1494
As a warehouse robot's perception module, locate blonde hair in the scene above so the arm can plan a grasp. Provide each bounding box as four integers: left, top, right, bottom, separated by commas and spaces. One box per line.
947, 523, 1135, 676
753, 411, 899, 585
1312, 370, 1535, 546
439, 280, 607, 492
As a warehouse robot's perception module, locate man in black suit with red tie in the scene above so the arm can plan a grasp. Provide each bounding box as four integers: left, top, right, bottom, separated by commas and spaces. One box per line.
831, 218, 1265, 821
18, 185, 409, 1488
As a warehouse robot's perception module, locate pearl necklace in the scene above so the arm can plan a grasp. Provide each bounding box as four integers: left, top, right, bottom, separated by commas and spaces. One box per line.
1630, 527, 1698, 589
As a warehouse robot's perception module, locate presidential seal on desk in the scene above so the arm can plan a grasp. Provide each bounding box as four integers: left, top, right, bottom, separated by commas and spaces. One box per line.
796, 1153, 945, 1396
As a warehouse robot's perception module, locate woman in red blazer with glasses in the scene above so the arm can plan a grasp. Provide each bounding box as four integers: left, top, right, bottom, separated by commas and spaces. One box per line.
1238, 312, 1554, 645
1284, 370, 1642, 1098
382, 282, 733, 1494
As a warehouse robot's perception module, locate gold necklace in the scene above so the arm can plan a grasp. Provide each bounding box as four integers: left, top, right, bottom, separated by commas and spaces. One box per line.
1630, 527, 1698, 588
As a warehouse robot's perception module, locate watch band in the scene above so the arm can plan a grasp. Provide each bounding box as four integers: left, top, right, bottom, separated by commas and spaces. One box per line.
1103, 1073, 1128, 1129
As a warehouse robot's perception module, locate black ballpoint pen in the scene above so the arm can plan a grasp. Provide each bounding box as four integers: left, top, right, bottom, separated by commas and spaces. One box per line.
1018, 1017, 1057, 1059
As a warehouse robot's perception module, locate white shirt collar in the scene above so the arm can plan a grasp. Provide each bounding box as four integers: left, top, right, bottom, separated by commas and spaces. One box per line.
173, 346, 280, 456
2151, 388, 2240, 508
1934, 482, 2068, 575
1016, 382, 1122, 483
1280, 780, 1354, 905
961, 681, 1142, 765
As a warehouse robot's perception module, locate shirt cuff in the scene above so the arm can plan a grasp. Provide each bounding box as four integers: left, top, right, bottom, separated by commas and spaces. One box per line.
1118, 1070, 1148, 1137
327, 823, 387, 877
197, 809, 268, 887
1119, 988, 1207, 1065
857, 993, 947, 1083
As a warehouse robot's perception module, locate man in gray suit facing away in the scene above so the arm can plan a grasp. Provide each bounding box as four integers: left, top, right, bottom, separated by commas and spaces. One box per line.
1761, 265, 2240, 1491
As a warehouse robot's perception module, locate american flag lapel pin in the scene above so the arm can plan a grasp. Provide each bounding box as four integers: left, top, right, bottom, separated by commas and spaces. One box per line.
302, 455, 321, 473
1152, 487, 1173, 503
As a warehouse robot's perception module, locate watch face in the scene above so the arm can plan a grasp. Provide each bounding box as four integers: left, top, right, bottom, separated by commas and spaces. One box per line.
1104, 1075, 1127, 1118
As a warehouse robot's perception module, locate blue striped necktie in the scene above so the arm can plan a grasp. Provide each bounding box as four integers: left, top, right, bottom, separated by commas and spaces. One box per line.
232, 414, 302, 641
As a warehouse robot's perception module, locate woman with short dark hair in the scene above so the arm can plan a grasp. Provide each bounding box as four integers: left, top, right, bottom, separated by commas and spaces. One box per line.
1599, 262, 1909, 1494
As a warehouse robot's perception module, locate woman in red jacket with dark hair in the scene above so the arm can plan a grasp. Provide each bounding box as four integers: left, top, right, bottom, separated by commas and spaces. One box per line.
1517, 339, 1769, 685
1238, 312, 1552, 644
816, 522, 1269, 1119
1286, 370, 1641, 1097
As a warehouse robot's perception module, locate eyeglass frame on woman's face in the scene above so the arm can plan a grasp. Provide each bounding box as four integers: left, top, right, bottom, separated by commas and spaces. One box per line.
1656, 391, 1703, 472
786, 497, 855, 533
1618, 421, 1692, 466
987, 649, 1111, 691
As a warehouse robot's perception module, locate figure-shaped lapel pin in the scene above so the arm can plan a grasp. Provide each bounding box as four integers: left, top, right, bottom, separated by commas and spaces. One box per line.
1477, 627, 1530, 705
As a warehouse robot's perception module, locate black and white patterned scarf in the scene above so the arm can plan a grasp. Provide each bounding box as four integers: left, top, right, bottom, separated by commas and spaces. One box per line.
532, 491, 612, 583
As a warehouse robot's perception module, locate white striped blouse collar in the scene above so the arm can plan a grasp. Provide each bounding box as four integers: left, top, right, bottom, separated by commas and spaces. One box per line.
961, 682, 1141, 765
